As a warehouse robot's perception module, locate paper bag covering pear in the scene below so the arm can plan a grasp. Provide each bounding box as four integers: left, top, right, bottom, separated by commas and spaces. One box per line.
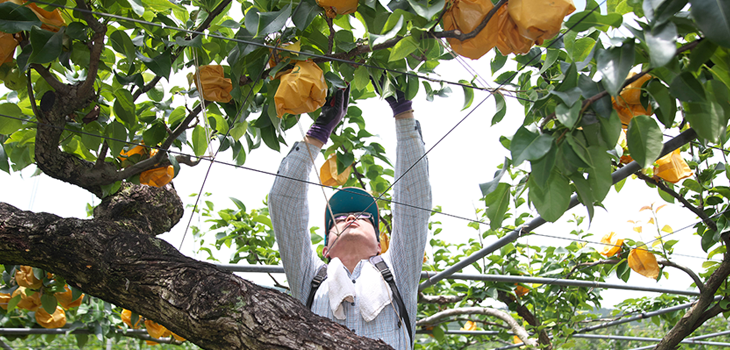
274, 61, 327, 118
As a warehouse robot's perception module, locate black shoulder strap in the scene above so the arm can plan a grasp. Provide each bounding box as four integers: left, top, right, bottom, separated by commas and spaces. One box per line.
370, 255, 413, 344
306, 264, 328, 309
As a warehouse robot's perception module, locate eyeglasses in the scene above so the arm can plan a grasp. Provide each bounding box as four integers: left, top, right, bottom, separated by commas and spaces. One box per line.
331, 212, 374, 227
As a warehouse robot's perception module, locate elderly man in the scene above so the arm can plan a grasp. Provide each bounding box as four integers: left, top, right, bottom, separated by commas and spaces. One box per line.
269, 82, 431, 349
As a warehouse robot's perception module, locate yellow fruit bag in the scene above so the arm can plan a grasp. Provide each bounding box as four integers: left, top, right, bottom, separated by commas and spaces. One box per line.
194, 65, 233, 103
654, 149, 693, 183
493, 5, 534, 55
36, 306, 67, 328
274, 60, 327, 117
628, 248, 659, 279
55, 285, 84, 309
140, 166, 175, 187
0, 32, 18, 64
508, 0, 575, 44
443, 0, 499, 59
316, 0, 358, 18
320, 153, 352, 187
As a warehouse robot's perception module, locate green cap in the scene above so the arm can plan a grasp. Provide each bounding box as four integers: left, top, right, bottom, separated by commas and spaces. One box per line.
324, 187, 379, 246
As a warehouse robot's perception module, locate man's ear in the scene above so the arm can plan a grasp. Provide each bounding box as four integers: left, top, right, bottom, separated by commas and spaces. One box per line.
322, 246, 328, 258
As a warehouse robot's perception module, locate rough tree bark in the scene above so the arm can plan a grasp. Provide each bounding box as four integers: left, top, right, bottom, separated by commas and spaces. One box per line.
0, 185, 393, 350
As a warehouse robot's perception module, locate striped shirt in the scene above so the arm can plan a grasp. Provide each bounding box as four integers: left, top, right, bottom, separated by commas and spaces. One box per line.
269, 118, 432, 349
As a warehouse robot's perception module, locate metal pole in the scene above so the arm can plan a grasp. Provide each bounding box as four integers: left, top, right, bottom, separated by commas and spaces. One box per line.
418, 129, 698, 291
0, 328, 177, 344
219, 265, 700, 296
629, 330, 730, 350
494, 295, 722, 350
421, 272, 700, 296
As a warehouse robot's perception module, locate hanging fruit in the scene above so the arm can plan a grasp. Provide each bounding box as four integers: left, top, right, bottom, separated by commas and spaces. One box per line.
493, 5, 534, 55
145, 319, 172, 339
612, 73, 653, 128
507, 0, 576, 44
12, 287, 42, 311
121, 309, 143, 329
0, 292, 10, 310
316, 0, 358, 18
55, 285, 84, 309
274, 60, 327, 117
36, 306, 67, 328
140, 165, 175, 187
599, 232, 624, 257
460, 320, 477, 331
15, 265, 42, 289
320, 153, 352, 187
654, 149, 693, 183
194, 65, 233, 103
443, 0, 500, 59
628, 248, 660, 279
0, 32, 18, 65
379, 230, 390, 254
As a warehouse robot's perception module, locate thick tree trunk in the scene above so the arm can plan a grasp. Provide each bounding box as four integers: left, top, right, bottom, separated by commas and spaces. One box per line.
0, 184, 393, 350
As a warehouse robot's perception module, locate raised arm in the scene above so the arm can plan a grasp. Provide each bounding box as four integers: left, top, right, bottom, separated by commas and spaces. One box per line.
269, 86, 350, 302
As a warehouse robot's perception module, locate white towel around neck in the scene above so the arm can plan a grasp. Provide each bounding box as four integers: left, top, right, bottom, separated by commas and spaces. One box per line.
327, 257, 393, 322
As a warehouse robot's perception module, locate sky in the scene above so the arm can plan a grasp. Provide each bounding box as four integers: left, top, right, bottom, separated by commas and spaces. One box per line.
0, 0, 713, 309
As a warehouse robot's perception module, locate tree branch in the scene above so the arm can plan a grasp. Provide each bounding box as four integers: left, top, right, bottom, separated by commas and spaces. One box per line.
654, 233, 730, 349
0, 200, 395, 350
418, 292, 465, 304
132, 0, 232, 101
540, 39, 702, 130
565, 260, 619, 278
498, 291, 552, 349
658, 260, 705, 293
75, 0, 106, 99
314, 0, 507, 64
635, 172, 717, 231
30, 64, 67, 94
416, 307, 537, 347
432, 0, 507, 41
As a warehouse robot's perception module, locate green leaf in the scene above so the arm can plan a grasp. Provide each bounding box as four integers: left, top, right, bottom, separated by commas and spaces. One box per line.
113, 99, 136, 126
75, 334, 89, 349
689, 0, 730, 48
565, 10, 622, 32
658, 186, 675, 203
491, 51, 508, 74
142, 122, 167, 146
191, 125, 208, 156
597, 41, 635, 96
100, 181, 122, 198
29, 27, 64, 65
646, 79, 676, 127
644, 22, 677, 68
353, 66, 370, 91
371, 16, 403, 46
460, 80, 474, 111
175, 35, 203, 48
479, 157, 509, 197
432, 325, 445, 341
389, 36, 418, 62
510, 127, 553, 166
0, 145, 9, 173
41, 293, 58, 314
7, 295, 21, 312
260, 125, 280, 152
492, 93, 506, 125
137, 51, 172, 80
81, 121, 104, 152
598, 110, 622, 148
587, 146, 612, 203
0, 103, 24, 134
230, 121, 248, 141
256, 4, 291, 38
669, 72, 705, 102
105, 121, 127, 157
555, 102, 581, 129
529, 170, 571, 222
626, 115, 663, 168
570, 37, 597, 63
110, 30, 136, 59
485, 183, 511, 230
292, 0, 320, 30
688, 40, 718, 72
530, 142, 557, 189
570, 173, 594, 222
0, 2, 41, 33
684, 100, 726, 143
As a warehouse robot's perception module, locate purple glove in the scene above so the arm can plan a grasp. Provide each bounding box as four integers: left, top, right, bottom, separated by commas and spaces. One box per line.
306, 85, 351, 145
385, 90, 412, 117
372, 75, 412, 117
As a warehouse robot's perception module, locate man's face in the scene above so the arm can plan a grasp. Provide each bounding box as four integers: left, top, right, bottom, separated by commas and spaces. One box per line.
323, 213, 381, 259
